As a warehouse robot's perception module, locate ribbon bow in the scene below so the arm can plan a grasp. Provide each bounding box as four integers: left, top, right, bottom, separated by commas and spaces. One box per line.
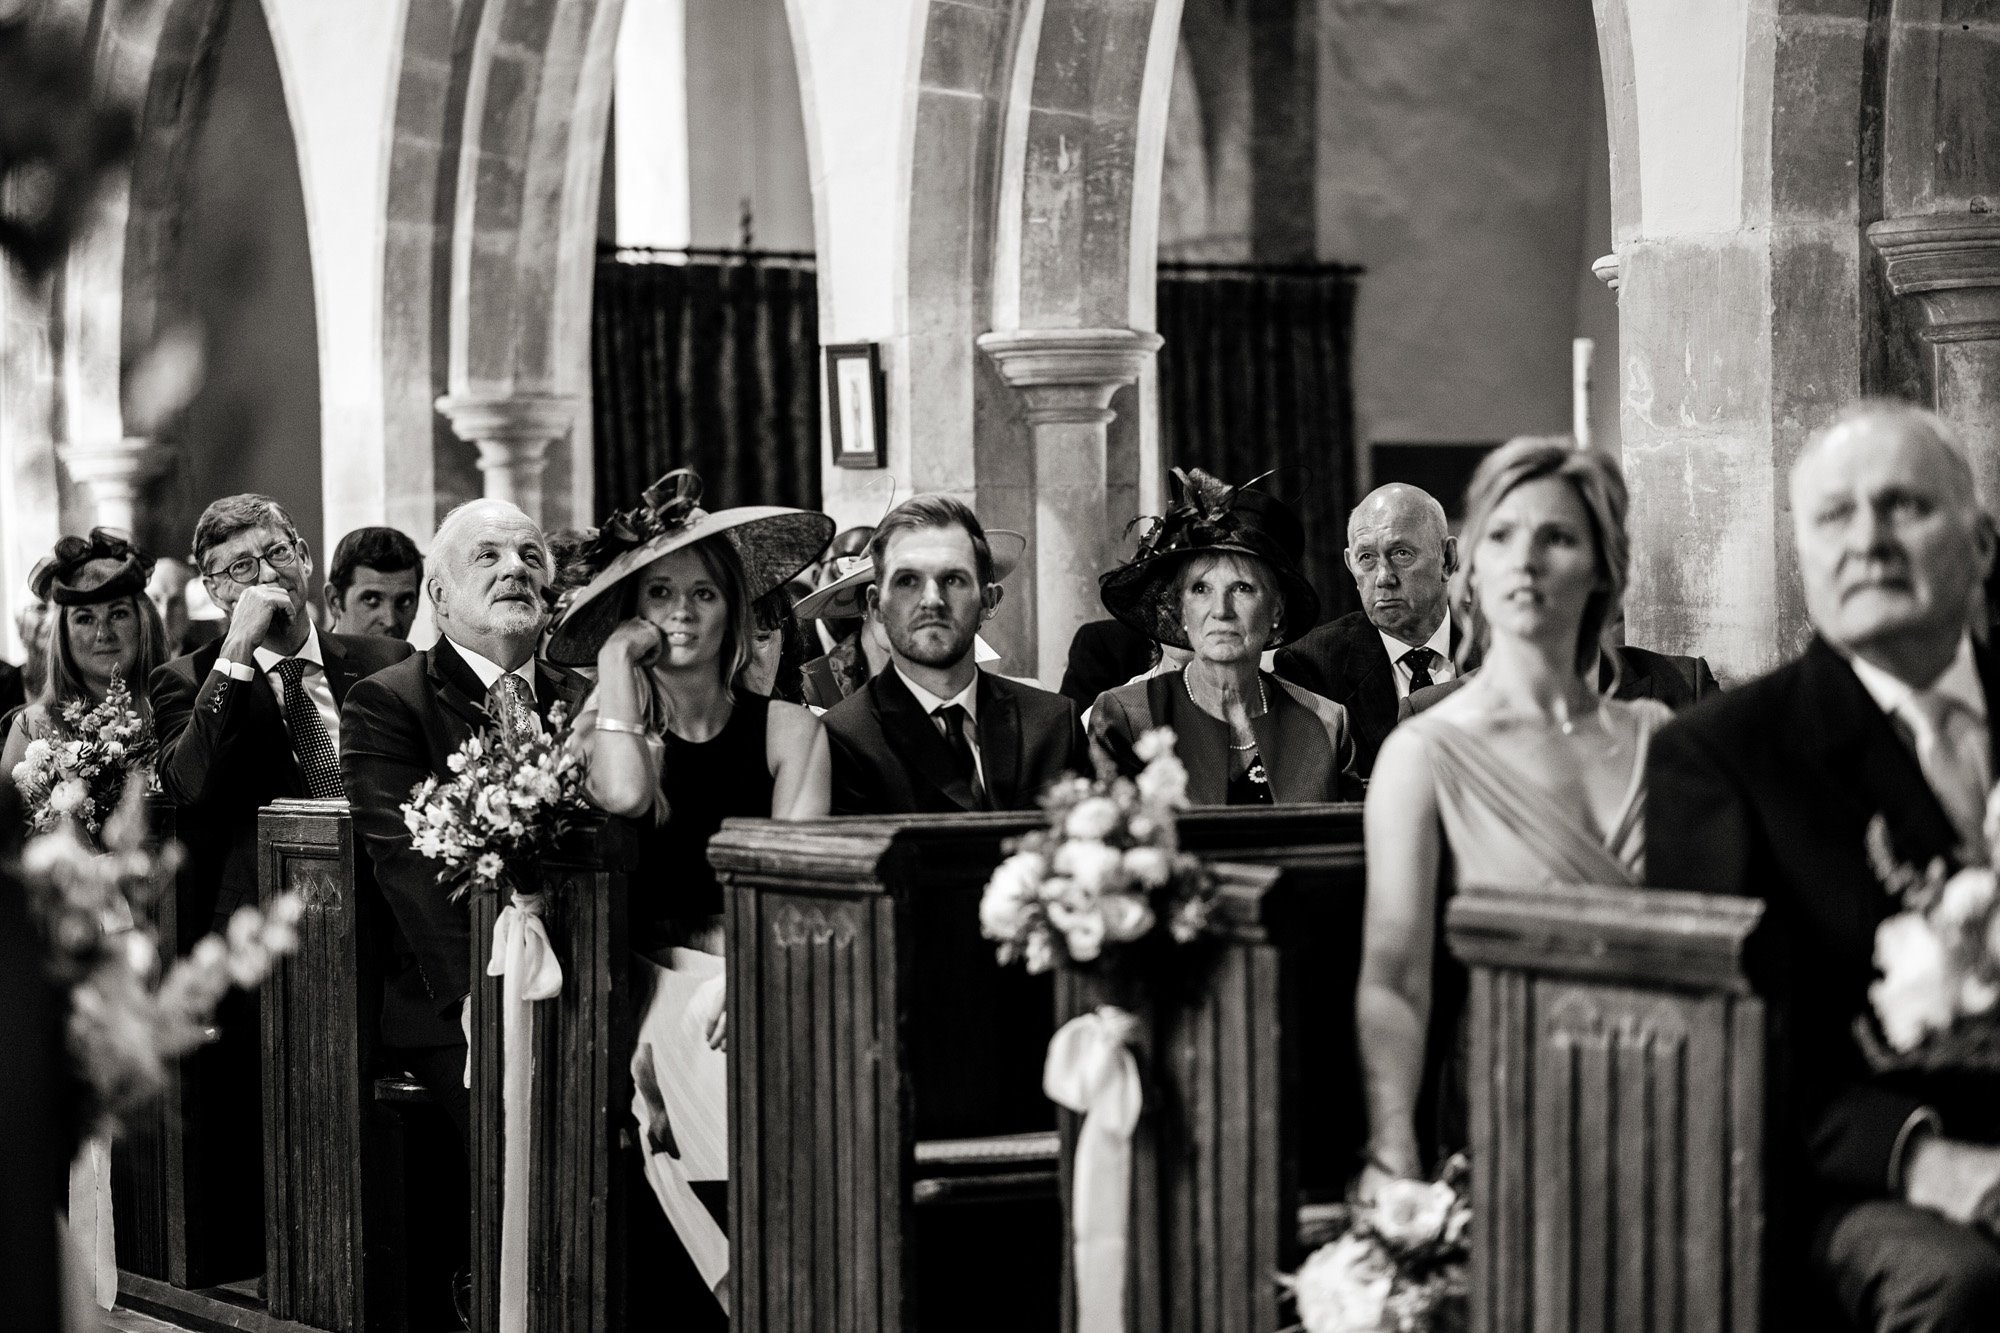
486, 890, 563, 1333
1044, 1006, 1143, 1333
586, 468, 707, 566
1126, 467, 1277, 562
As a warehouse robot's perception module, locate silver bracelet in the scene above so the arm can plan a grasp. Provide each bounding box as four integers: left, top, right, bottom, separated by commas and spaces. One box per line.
593, 717, 650, 737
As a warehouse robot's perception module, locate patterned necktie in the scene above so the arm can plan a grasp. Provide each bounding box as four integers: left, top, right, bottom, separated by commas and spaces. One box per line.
273, 657, 345, 799
933, 703, 987, 810
1901, 693, 1991, 860
1401, 646, 1438, 693
489, 672, 540, 749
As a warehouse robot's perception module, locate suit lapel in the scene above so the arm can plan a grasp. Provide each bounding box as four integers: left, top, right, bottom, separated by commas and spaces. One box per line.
320, 632, 362, 706
1802, 638, 1959, 865
872, 669, 981, 811
1156, 674, 1228, 805
976, 673, 1020, 812
1343, 625, 1397, 740
427, 640, 496, 733
1250, 678, 1333, 802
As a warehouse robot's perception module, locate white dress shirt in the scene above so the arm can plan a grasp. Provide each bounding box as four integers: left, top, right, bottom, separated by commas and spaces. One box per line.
252, 625, 342, 753
1378, 614, 1456, 703
451, 640, 539, 701
894, 665, 986, 794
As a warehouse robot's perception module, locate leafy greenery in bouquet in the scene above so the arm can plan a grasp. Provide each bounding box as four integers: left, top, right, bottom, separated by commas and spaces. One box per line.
9, 672, 156, 838
1283, 1154, 1471, 1333
1859, 798, 2000, 1072
980, 727, 1217, 974
22, 782, 301, 1140
400, 704, 590, 900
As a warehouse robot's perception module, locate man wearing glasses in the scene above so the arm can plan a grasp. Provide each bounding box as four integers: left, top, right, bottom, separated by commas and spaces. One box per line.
148, 493, 411, 1283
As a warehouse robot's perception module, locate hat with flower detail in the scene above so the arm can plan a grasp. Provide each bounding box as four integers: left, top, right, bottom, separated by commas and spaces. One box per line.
28, 528, 155, 607
1097, 469, 1319, 650
546, 470, 834, 666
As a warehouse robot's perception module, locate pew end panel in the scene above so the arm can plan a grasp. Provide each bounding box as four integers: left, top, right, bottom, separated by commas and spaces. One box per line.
117, 797, 189, 1285
1446, 881, 1768, 1333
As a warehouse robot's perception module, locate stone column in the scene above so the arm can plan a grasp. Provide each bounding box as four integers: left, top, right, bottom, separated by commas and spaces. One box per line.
433, 392, 582, 525
977, 328, 1164, 685
1868, 215, 2000, 503
58, 438, 174, 535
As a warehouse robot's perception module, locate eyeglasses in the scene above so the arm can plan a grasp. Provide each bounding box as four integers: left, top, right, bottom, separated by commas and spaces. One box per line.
206, 540, 301, 586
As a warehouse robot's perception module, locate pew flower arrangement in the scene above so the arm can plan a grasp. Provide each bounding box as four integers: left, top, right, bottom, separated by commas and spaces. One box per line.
22, 782, 302, 1138
1860, 792, 2000, 1068
9, 671, 156, 839
399, 704, 590, 900
979, 726, 1217, 974
1284, 1154, 1471, 1333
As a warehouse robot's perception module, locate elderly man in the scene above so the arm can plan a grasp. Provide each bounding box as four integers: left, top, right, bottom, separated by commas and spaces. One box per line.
150, 493, 412, 1280
325, 525, 424, 640
1274, 483, 1465, 778
823, 496, 1084, 814
341, 499, 589, 1142
1650, 401, 2000, 1331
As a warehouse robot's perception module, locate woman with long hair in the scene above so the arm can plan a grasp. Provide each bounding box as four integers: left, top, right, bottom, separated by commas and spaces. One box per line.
1355, 437, 1669, 1184
2, 530, 168, 777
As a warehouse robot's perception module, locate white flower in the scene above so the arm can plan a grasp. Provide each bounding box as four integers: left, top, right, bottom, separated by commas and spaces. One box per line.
227, 940, 272, 989
1133, 728, 1177, 765
447, 751, 469, 774
1065, 797, 1122, 842
476, 786, 512, 830
46, 778, 90, 816
1099, 892, 1155, 943
9, 762, 27, 789
1049, 903, 1106, 962
191, 937, 227, 971
57, 740, 84, 771
102, 740, 124, 760
1871, 912, 1958, 1052
1371, 1176, 1457, 1249
981, 852, 1044, 940
1136, 754, 1190, 809
22, 738, 51, 768
475, 852, 506, 883
1937, 869, 1997, 935
1289, 1234, 1394, 1333
1024, 929, 1056, 975
1122, 846, 1172, 888
416, 832, 446, 860
226, 906, 262, 952
1962, 973, 2000, 1017
1053, 839, 1125, 895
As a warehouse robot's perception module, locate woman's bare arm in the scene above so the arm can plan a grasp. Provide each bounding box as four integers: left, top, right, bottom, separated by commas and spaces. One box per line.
766, 701, 831, 819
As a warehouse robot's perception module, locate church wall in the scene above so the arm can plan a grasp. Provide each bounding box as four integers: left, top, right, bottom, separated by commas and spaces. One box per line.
685, 0, 814, 251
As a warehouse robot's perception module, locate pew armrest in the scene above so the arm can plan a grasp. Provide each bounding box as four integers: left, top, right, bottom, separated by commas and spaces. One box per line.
912, 1131, 1061, 1206
1445, 880, 1764, 993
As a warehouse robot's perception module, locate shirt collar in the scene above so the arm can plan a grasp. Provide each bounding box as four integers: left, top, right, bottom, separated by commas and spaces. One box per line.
254, 623, 324, 675
1846, 634, 1985, 726
895, 664, 978, 721
1379, 612, 1452, 672
450, 639, 538, 699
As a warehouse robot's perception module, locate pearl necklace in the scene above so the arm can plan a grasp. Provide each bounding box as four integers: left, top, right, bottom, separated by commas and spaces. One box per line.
1185, 670, 1266, 751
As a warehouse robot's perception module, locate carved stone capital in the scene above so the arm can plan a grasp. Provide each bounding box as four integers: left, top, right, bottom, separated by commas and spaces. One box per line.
1867, 215, 2000, 343
976, 328, 1164, 426
58, 437, 175, 534
1592, 253, 1621, 293
435, 392, 582, 520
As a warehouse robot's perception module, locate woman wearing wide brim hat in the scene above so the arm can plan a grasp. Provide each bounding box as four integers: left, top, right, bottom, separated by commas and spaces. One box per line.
559, 470, 836, 957
790, 530, 1027, 710
1089, 469, 1355, 805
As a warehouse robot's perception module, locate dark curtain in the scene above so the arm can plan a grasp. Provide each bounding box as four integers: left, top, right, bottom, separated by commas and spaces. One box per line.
590, 248, 821, 517
1155, 263, 1362, 621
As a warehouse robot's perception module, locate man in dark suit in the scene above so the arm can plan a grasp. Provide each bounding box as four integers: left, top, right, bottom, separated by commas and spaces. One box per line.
1649, 402, 2000, 1331
150, 493, 412, 1280
0, 779, 64, 1331
342, 499, 588, 1143
1059, 617, 1156, 711
1274, 484, 1468, 780
0, 656, 23, 733
1400, 642, 1720, 718
825, 496, 1085, 815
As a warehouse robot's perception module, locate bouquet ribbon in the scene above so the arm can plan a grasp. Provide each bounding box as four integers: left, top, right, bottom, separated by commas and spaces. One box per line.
1043, 1006, 1142, 1333
486, 890, 564, 1333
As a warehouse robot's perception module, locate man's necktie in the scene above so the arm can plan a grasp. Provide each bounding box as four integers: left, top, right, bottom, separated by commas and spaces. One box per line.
1401, 646, 1438, 693
273, 657, 346, 800
1901, 693, 1991, 860
933, 703, 987, 809
489, 673, 541, 749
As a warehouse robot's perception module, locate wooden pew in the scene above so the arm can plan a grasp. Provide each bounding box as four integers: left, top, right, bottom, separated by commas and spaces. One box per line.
114, 797, 187, 1283
712, 803, 1367, 1333
1445, 881, 1767, 1333
466, 815, 638, 1333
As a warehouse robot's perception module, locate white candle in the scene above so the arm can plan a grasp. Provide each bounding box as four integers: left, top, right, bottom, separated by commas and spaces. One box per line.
1572, 337, 1595, 451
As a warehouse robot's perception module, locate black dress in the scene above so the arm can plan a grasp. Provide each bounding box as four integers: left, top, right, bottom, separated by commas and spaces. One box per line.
634, 692, 775, 954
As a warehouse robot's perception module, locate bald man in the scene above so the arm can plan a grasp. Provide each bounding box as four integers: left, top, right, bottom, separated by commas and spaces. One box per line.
1273, 483, 1469, 778
1649, 402, 2000, 1331
341, 500, 591, 1144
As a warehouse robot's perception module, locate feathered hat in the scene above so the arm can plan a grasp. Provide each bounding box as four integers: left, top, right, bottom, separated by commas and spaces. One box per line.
29, 528, 154, 607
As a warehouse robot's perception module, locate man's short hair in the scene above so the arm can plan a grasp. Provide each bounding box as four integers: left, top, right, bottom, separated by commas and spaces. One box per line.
191, 494, 301, 571
327, 526, 423, 598
866, 496, 995, 586
1792, 398, 1978, 503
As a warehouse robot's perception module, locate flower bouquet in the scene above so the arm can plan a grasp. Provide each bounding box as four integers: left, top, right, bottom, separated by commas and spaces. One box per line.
399, 705, 590, 899
980, 727, 1217, 974
1284, 1155, 1471, 1333
1857, 797, 2000, 1071
10, 671, 156, 839
22, 781, 302, 1139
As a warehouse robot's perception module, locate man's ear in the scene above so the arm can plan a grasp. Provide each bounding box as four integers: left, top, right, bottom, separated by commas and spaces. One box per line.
1342, 547, 1360, 579
426, 574, 448, 620
324, 587, 343, 621
866, 582, 882, 616
294, 536, 313, 579
1440, 535, 1459, 578
981, 584, 1004, 620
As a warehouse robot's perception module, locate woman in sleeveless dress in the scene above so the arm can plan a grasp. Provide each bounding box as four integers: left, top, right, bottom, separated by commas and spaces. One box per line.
1356, 437, 1671, 1184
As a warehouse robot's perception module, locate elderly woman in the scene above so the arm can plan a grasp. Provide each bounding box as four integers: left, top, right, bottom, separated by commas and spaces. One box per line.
2, 530, 168, 777
1090, 471, 1354, 803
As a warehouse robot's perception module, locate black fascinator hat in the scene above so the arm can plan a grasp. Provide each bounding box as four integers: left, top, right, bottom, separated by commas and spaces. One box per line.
28, 528, 154, 607
1098, 469, 1319, 650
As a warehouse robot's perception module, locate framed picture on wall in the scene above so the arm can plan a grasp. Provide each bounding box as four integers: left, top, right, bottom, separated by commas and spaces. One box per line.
826, 343, 887, 469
